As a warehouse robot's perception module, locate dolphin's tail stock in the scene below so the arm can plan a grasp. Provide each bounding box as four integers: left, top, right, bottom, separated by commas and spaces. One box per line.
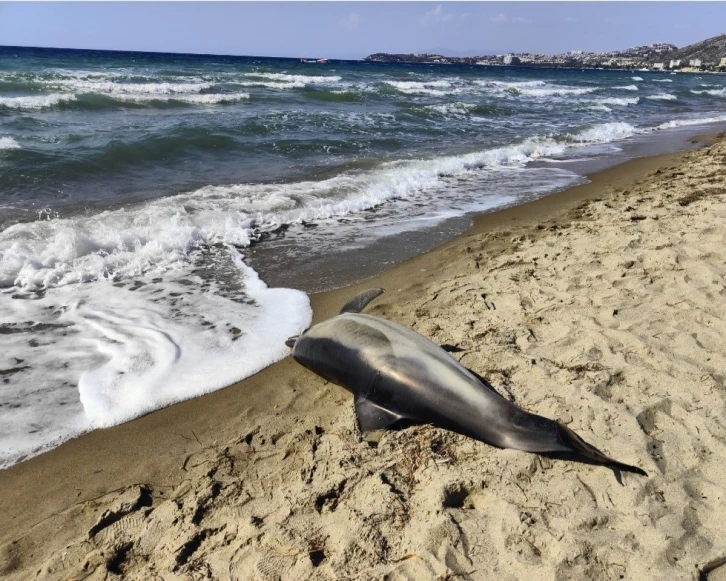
555, 423, 648, 476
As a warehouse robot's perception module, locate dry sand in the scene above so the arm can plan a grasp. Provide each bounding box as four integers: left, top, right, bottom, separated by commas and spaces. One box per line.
2, 134, 726, 580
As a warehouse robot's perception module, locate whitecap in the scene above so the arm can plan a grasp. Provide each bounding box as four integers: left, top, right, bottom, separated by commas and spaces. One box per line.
0, 136, 21, 150
584, 97, 639, 107
566, 122, 638, 143
0, 93, 77, 110
657, 114, 726, 129
646, 93, 677, 101
112, 92, 250, 104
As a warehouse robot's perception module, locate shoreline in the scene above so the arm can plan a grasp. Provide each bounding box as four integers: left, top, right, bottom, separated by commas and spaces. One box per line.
245, 124, 722, 296
2, 133, 726, 579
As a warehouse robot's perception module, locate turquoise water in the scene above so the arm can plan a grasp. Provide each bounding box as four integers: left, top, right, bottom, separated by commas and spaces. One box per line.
1, 46, 726, 467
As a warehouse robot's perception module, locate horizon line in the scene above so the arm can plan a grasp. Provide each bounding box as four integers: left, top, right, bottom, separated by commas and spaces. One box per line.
0, 43, 364, 62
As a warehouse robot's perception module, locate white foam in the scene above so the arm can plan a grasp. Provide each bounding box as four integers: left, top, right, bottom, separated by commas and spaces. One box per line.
243, 72, 342, 84
691, 88, 726, 97
653, 79, 673, 83
477, 80, 546, 88
384, 80, 458, 96
613, 84, 639, 91
656, 114, 726, 129
585, 104, 613, 112
425, 102, 479, 117
0, 93, 76, 110
112, 92, 250, 104
0, 259, 311, 467
240, 80, 306, 90
646, 93, 677, 101
479, 80, 594, 98
566, 122, 638, 143
77, 257, 310, 428
0, 137, 21, 150
631, 76, 644, 81
586, 97, 639, 107
46, 80, 213, 95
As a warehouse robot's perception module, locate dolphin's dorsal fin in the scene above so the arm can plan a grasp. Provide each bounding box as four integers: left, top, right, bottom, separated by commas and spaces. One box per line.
340, 288, 385, 315
354, 395, 403, 432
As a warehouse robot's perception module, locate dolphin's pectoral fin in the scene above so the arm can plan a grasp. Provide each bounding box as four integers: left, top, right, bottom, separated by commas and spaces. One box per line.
340, 288, 385, 314
354, 395, 403, 432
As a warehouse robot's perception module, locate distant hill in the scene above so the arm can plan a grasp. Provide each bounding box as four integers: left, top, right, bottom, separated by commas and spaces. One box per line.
660, 33, 726, 64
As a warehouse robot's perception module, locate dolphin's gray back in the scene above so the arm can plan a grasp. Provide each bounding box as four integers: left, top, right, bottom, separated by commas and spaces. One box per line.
293, 313, 569, 453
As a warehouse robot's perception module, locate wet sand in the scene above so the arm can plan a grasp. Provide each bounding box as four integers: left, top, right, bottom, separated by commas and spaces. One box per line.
2, 133, 726, 580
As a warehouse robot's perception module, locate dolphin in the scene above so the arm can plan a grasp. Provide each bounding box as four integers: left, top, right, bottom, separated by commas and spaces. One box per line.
287, 288, 646, 475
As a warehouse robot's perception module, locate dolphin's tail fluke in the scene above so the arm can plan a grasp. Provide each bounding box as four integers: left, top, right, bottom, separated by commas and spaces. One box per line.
555, 423, 648, 476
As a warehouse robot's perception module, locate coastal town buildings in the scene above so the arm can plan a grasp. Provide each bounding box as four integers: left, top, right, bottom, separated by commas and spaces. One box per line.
365, 36, 726, 73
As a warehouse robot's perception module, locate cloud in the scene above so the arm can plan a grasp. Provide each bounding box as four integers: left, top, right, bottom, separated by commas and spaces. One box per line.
491, 13, 532, 25
419, 4, 443, 25
418, 5, 469, 25
565, 16, 578, 23
339, 12, 361, 30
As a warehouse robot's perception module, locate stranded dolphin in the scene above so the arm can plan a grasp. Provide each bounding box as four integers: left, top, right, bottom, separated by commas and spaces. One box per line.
287, 288, 646, 475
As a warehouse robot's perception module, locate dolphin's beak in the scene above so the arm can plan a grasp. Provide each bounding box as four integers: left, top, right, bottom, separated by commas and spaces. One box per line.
285, 336, 298, 348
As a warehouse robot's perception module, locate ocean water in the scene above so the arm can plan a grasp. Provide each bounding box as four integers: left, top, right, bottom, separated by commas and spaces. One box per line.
2, 46, 726, 468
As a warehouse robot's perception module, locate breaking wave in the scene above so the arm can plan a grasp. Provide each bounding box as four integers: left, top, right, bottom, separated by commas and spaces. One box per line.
0, 93, 77, 110
646, 93, 677, 101
0, 137, 21, 150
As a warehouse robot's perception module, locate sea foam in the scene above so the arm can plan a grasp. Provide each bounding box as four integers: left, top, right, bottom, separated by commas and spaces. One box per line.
691, 88, 726, 97
566, 122, 638, 143
0, 93, 77, 110
586, 97, 639, 107
646, 93, 677, 101
656, 114, 726, 129
112, 92, 250, 104
0, 257, 311, 467
0, 137, 21, 150
243, 72, 342, 85
384, 80, 458, 96
479, 80, 594, 98
46, 80, 213, 94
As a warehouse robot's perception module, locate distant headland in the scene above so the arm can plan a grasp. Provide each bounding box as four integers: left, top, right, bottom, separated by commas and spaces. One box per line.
365, 33, 726, 72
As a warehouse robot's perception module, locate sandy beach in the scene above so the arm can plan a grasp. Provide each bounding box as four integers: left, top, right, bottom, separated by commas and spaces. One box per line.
2, 133, 726, 580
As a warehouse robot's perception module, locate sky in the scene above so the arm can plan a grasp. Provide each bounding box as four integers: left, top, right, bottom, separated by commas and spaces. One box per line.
0, 2, 724, 60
